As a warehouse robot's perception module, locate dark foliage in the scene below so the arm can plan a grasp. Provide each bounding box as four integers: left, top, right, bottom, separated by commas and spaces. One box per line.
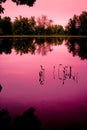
0, 37, 64, 55
12, 0, 36, 6
0, 38, 13, 54
65, 11, 87, 35
65, 37, 87, 60
0, 84, 2, 92
0, 0, 36, 13
0, 107, 42, 130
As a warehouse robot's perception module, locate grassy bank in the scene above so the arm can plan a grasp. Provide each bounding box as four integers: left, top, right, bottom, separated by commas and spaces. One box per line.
0, 35, 87, 38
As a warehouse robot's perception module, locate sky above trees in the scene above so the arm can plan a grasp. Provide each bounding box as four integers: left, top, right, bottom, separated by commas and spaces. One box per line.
1, 0, 87, 27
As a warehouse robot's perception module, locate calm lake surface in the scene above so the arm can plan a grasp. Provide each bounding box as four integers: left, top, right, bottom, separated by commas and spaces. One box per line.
0, 37, 87, 129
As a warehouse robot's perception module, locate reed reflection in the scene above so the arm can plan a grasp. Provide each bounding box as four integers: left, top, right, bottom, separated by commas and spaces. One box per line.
38, 64, 78, 85
53, 66, 56, 79
0, 84, 2, 92
39, 65, 45, 85
58, 64, 78, 85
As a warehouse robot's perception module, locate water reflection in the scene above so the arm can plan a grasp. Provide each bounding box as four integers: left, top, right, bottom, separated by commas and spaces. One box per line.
39, 64, 78, 85
58, 64, 78, 85
39, 65, 45, 85
0, 37, 64, 56
0, 84, 2, 92
0, 38, 12, 54
0, 107, 42, 130
13, 38, 36, 55
1, 106, 87, 130
0, 37, 87, 59
0, 37, 87, 130
53, 66, 56, 79
65, 37, 87, 60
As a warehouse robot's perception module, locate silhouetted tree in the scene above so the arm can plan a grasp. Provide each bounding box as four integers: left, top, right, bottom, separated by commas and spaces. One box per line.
46, 24, 64, 35
0, 0, 6, 13
78, 11, 87, 35
65, 11, 87, 35
13, 16, 36, 35
0, 16, 12, 35
0, 0, 36, 13
0, 109, 12, 130
13, 107, 42, 130
28, 16, 36, 34
65, 15, 79, 35
35, 15, 53, 35
0, 107, 42, 130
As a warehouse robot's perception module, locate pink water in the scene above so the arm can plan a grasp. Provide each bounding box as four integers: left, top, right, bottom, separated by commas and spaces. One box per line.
0, 39, 87, 129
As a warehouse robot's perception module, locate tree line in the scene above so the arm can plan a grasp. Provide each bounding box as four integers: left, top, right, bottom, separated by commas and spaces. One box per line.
0, 15, 64, 35
0, 11, 87, 35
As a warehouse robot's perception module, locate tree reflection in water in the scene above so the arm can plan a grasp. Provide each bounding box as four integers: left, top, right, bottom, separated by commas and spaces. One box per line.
0, 38, 13, 54
0, 37, 87, 60
0, 107, 42, 130
0, 37, 64, 55
65, 37, 87, 60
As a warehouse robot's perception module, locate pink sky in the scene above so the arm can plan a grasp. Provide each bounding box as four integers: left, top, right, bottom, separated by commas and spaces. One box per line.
1, 0, 87, 27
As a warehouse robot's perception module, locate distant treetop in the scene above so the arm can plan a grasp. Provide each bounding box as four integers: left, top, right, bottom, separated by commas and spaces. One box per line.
0, 0, 36, 13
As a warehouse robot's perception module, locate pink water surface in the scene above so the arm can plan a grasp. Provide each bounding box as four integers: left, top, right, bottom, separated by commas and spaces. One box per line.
0, 41, 87, 129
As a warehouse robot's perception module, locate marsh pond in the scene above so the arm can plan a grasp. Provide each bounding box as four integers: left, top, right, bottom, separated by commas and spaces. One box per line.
0, 37, 87, 130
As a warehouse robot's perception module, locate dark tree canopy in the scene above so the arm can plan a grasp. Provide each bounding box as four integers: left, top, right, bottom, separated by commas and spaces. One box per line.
12, 0, 36, 6
0, 0, 36, 13
0, 0, 6, 13
65, 11, 87, 35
